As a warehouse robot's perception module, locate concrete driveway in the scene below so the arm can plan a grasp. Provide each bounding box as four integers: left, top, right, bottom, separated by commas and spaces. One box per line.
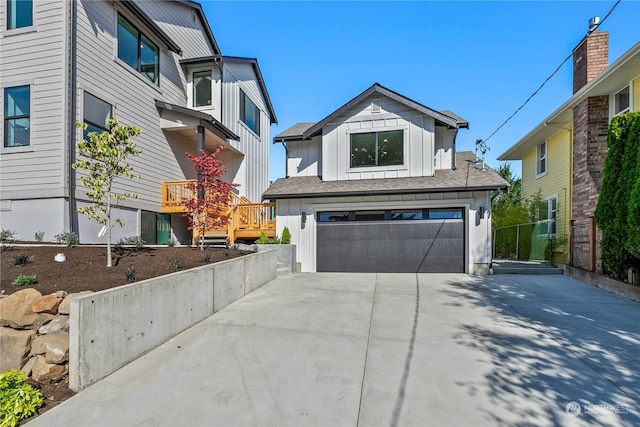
27, 273, 640, 426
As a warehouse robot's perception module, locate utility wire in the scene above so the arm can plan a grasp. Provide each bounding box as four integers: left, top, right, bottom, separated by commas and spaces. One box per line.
481, 0, 621, 146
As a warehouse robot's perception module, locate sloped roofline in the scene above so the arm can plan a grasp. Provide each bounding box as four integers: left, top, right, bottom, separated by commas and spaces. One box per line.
301, 83, 467, 140
155, 100, 240, 140
498, 41, 640, 161
174, 0, 221, 55
180, 55, 278, 125
120, 0, 182, 54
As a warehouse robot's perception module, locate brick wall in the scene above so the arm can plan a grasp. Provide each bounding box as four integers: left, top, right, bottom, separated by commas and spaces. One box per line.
570, 30, 609, 273
573, 31, 609, 94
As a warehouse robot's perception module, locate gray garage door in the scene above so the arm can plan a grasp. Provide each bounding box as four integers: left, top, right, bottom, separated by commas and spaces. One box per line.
317, 212, 465, 273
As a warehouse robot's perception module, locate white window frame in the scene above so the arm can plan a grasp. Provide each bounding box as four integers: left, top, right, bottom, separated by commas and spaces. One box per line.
611, 84, 631, 116
187, 67, 214, 111
3, 0, 36, 36
536, 195, 558, 237
536, 141, 547, 178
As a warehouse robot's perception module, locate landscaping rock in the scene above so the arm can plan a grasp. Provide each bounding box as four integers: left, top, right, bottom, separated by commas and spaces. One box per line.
29, 334, 48, 356
43, 331, 69, 364
0, 288, 42, 328
32, 313, 56, 331
58, 291, 93, 315
21, 355, 37, 376
56, 291, 68, 298
38, 315, 69, 334
31, 355, 68, 384
33, 293, 62, 314
0, 327, 35, 371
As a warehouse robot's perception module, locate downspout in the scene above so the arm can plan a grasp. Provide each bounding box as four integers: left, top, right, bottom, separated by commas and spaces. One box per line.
67, 0, 78, 233
451, 128, 458, 170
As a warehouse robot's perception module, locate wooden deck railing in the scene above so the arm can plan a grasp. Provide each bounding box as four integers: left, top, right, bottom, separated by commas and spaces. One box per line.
161, 180, 276, 244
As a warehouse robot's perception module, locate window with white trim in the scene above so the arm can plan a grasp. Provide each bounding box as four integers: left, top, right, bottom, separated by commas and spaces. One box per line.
6, 0, 32, 30
3, 85, 30, 147
613, 85, 630, 115
536, 142, 547, 176
536, 196, 557, 236
193, 71, 212, 107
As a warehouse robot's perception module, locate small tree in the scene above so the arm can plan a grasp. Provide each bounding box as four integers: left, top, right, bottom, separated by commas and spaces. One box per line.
182, 147, 236, 250
72, 118, 141, 267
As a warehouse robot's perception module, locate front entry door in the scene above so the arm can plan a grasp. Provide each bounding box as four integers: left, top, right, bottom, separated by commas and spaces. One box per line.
157, 214, 171, 245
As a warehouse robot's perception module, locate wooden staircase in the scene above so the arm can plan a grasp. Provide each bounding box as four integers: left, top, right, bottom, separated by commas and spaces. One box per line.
161, 181, 276, 246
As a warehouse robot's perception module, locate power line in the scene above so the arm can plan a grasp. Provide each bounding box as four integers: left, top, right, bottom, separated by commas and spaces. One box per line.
481, 0, 621, 146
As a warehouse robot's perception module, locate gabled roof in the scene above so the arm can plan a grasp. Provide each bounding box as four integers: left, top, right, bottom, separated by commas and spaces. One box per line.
301, 83, 468, 140
499, 41, 640, 160
120, 0, 182, 54
174, 0, 221, 55
263, 152, 508, 200
273, 122, 316, 142
180, 55, 278, 125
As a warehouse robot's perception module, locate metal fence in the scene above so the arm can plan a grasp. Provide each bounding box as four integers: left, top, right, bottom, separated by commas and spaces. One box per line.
492, 219, 558, 263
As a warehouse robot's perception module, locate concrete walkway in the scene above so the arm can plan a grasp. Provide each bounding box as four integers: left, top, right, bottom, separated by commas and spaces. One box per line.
27, 273, 640, 426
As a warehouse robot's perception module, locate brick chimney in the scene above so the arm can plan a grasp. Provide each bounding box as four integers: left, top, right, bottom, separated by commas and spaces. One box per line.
571, 22, 610, 273
573, 30, 609, 93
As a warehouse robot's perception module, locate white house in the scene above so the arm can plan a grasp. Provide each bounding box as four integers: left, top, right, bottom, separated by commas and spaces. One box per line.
0, 0, 276, 245
264, 83, 508, 273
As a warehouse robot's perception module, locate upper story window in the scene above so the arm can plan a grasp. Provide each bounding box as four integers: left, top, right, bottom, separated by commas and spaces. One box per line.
7, 0, 32, 30
614, 86, 630, 115
117, 14, 159, 86
351, 130, 403, 168
536, 141, 547, 177
193, 71, 212, 107
83, 92, 112, 140
240, 89, 260, 136
3, 85, 30, 147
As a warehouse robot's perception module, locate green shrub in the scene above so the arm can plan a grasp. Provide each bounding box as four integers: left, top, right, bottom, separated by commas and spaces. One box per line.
281, 227, 291, 244
34, 231, 45, 242
10, 254, 32, 267
0, 229, 16, 244
54, 231, 79, 247
125, 267, 137, 283
0, 369, 44, 427
169, 258, 183, 271
122, 235, 145, 249
202, 253, 213, 264
256, 230, 281, 244
11, 274, 37, 287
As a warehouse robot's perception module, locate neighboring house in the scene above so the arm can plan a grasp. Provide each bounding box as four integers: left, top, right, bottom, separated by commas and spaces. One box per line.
0, 0, 276, 245
498, 30, 640, 271
264, 83, 508, 273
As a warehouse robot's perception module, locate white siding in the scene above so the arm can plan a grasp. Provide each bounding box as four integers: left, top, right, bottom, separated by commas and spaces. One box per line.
434, 127, 456, 170
320, 95, 436, 181
0, 0, 68, 199
276, 190, 492, 273
136, 1, 216, 59
74, 0, 192, 215
221, 62, 270, 202
286, 136, 322, 177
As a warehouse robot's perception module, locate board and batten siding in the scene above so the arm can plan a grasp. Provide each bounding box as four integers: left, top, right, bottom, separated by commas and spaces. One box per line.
136, 1, 215, 59
286, 136, 322, 178
220, 62, 270, 202
521, 127, 572, 244
0, 0, 68, 200
320, 95, 435, 181
74, 0, 194, 213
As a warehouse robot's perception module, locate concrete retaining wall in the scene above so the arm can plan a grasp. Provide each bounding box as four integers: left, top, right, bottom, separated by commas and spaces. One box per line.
69, 250, 277, 391
562, 264, 640, 303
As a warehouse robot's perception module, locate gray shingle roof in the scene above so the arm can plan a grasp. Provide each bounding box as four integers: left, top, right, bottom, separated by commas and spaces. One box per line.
263, 152, 508, 200
274, 122, 317, 141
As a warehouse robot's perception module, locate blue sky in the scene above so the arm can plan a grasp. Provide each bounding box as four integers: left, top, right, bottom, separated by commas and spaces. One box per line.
202, 1, 640, 181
